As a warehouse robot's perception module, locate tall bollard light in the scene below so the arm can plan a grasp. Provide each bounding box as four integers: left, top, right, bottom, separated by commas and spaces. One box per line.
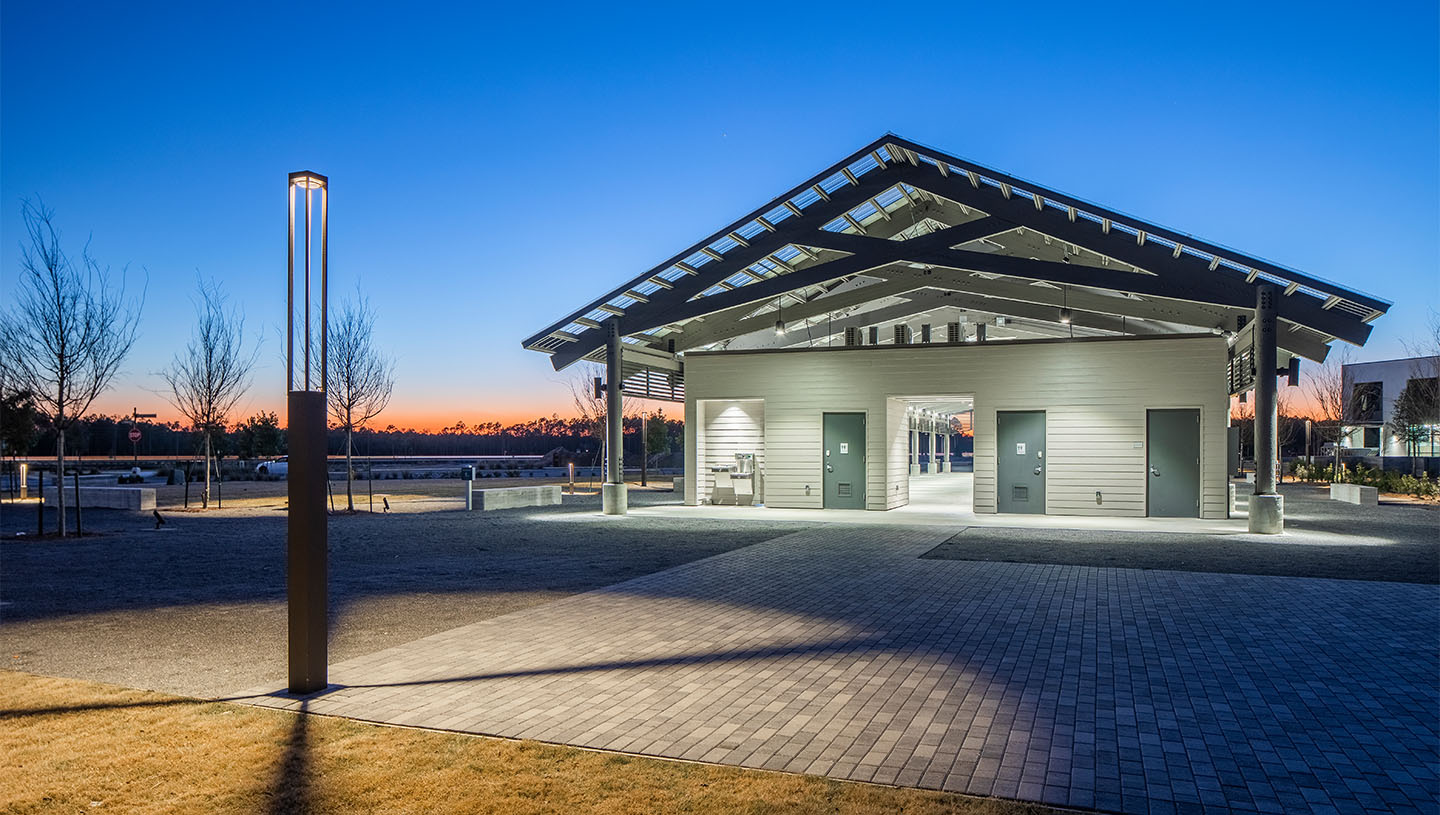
287, 170, 329, 693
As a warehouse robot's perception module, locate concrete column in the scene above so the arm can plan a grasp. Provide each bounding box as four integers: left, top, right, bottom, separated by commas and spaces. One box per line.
930, 428, 938, 474
1248, 283, 1283, 533
909, 429, 919, 476
603, 319, 627, 515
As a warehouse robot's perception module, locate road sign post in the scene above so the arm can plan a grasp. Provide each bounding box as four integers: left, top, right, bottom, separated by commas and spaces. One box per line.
129, 408, 156, 466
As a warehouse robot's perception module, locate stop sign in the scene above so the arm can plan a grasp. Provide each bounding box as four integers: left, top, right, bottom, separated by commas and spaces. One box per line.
128, 428, 142, 443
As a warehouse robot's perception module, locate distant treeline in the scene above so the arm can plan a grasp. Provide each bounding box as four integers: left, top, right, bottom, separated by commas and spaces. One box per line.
5, 410, 684, 464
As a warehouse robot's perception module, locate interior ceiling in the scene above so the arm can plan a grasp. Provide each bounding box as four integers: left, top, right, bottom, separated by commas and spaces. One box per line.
525, 135, 1389, 372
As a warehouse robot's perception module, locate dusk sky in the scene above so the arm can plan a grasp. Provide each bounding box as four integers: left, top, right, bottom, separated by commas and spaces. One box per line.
3, 1, 1436, 431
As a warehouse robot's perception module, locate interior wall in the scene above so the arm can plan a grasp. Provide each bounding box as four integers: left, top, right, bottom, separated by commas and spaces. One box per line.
695, 399, 765, 504
885, 398, 910, 509
685, 336, 1229, 518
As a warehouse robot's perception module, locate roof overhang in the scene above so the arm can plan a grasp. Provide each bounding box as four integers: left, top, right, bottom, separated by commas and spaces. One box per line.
525, 135, 1389, 372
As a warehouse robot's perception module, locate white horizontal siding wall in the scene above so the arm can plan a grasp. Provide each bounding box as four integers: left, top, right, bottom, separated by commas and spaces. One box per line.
684, 335, 1229, 519
885, 398, 909, 509
695, 400, 765, 503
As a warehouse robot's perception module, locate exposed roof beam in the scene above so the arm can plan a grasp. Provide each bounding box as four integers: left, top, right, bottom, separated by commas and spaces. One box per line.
561, 219, 1006, 366
884, 267, 1235, 328
887, 264, 1332, 360
667, 278, 921, 351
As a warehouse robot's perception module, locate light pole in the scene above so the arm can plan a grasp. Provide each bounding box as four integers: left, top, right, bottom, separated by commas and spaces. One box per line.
1305, 418, 1312, 473
287, 170, 329, 694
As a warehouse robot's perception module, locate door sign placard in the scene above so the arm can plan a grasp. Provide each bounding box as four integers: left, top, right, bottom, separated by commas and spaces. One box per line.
840, 443, 849, 454
1015, 442, 1026, 455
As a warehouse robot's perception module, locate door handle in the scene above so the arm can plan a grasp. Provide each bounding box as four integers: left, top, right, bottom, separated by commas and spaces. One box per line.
1033, 466, 1042, 476
826, 464, 833, 473
1150, 466, 1160, 477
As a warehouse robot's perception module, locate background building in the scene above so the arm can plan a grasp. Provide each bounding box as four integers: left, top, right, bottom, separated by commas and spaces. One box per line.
1341, 355, 1440, 459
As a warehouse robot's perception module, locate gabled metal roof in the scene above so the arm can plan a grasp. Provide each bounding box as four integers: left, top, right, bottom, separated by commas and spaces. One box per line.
524, 134, 1389, 370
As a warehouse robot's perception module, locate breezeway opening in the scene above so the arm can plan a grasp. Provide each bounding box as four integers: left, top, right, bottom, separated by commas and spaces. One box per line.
900, 396, 973, 516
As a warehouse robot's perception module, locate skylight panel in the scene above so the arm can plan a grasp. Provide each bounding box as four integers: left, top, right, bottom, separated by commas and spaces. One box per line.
847, 153, 880, 177
851, 201, 880, 222
735, 220, 766, 240
792, 188, 821, 210
710, 235, 739, 254
818, 172, 849, 194
764, 203, 796, 225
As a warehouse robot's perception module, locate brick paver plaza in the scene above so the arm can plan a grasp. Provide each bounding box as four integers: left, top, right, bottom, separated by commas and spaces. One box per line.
241, 524, 1438, 814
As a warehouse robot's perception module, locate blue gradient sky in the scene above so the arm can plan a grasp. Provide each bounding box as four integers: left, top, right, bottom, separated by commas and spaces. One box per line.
3, 1, 1436, 429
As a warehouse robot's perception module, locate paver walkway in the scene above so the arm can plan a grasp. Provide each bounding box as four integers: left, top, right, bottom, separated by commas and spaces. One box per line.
240, 525, 1439, 814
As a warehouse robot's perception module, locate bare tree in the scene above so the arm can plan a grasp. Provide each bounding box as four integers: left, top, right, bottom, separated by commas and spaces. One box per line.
567, 363, 636, 482
1306, 345, 1353, 480
0, 201, 142, 535
326, 292, 394, 512
159, 278, 259, 508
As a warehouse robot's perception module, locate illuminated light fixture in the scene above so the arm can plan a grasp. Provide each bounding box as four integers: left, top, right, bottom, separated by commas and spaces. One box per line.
290, 173, 327, 190
774, 297, 785, 336
1059, 285, 1072, 324
775, 318, 785, 336
1059, 307, 1072, 324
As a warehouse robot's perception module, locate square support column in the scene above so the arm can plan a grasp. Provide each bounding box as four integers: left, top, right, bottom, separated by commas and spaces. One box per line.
603, 318, 627, 515
909, 429, 919, 476
1248, 283, 1283, 533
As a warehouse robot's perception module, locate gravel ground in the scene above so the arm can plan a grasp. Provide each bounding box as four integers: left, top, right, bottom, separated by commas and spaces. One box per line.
923, 483, 1440, 583
1, 486, 813, 698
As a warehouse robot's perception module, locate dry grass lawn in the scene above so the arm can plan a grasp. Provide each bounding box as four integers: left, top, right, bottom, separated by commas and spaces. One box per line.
1, 672, 1051, 815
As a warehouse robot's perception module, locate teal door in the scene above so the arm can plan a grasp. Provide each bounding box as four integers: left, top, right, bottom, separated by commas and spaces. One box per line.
1148, 409, 1201, 517
823, 413, 866, 509
997, 411, 1045, 514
